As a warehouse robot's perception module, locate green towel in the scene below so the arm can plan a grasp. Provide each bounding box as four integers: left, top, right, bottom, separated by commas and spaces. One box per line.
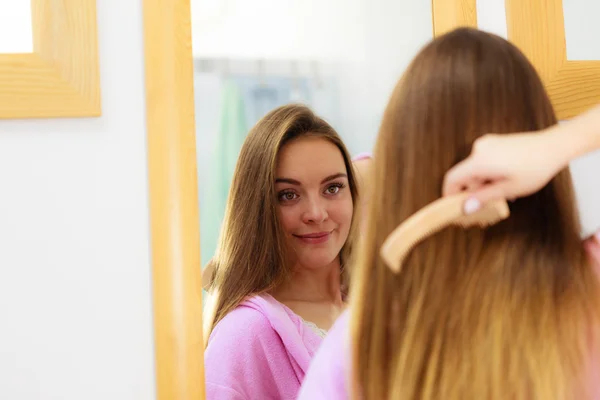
201, 79, 248, 270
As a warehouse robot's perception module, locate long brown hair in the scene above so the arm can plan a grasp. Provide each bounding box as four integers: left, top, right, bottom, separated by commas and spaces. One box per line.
350, 27, 600, 399
204, 104, 359, 341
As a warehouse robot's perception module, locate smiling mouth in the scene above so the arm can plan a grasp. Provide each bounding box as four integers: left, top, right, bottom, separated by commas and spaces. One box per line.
296, 232, 330, 239
293, 231, 333, 244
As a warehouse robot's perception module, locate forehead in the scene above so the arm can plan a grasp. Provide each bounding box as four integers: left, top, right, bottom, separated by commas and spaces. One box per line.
276, 136, 347, 178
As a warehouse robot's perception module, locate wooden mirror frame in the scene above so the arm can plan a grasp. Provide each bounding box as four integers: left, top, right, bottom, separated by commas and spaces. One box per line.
0, 0, 101, 119
432, 0, 600, 119
143, 0, 205, 399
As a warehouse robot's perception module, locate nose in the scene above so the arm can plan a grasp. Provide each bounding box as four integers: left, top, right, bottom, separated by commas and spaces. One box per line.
302, 195, 328, 224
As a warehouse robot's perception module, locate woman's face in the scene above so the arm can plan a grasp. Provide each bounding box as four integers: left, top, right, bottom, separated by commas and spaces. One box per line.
275, 136, 354, 270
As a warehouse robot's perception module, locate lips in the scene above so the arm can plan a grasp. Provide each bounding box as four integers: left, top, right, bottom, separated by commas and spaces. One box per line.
294, 231, 332, 244
297, 232, 330, 239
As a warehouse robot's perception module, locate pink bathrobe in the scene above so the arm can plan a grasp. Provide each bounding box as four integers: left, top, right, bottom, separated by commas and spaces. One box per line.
298, 242, 600, 399
204, 293, 324, 400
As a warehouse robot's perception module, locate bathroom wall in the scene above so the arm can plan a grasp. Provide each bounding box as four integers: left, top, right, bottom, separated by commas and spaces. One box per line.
0, 1, 155, 399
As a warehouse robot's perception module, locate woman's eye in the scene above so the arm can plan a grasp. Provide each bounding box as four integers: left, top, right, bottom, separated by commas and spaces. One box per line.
279, 192, 298, 201
325, 183, 345, 195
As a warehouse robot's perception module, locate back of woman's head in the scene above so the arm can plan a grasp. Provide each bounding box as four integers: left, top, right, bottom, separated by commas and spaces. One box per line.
204, 104, 359, 338
351, 27, 600, 399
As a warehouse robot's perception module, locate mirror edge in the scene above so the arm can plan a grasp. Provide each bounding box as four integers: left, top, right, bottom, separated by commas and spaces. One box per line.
143, 0, 206, 399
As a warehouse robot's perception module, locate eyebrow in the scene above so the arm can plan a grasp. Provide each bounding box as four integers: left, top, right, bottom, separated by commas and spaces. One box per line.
275, 173, 347, 185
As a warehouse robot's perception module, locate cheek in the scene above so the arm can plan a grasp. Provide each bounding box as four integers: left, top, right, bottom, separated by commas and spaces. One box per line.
331, 197, 354, 228
278, 207, 299, 233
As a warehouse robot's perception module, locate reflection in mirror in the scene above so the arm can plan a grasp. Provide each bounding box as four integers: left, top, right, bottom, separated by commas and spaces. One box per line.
563, 0, 600, 60
0, 2, 33, 53
191, 0, 432, 397
192, 0, 432, 274
190, 1, 600, 398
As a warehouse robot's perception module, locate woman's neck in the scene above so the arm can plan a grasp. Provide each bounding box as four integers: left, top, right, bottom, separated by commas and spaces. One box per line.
271, 259, 344, 306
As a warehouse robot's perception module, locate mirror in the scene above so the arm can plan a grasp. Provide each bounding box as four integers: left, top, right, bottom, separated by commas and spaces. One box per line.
190, 3, 431, 395
187, 0, 600, 398
0, 2, 33, 53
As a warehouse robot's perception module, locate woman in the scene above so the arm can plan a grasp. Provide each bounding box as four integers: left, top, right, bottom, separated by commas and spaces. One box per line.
203, 104, 360, 399
298, 27, 600, 399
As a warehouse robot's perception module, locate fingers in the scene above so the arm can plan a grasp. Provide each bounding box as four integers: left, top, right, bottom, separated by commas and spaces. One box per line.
442, 156, 481, 196
465, 178, 486, 193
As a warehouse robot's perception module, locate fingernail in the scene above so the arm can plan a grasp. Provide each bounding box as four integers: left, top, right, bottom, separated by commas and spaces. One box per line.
595, 231, 600, 242
464, 197, 481, 215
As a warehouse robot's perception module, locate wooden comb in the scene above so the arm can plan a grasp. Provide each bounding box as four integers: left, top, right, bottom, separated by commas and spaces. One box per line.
380, 194, 510, 273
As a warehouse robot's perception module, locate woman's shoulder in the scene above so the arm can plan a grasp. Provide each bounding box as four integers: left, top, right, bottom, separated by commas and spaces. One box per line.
352, 152, 372, 162
208, 296, 277, 345
205, 296, 288, 372
205, 297, 299, 399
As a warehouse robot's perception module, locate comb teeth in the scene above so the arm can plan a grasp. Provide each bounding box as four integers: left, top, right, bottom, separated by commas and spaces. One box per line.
380, 196, 510, 273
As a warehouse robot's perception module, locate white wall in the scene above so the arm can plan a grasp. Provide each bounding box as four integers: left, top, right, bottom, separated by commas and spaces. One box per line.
0, 1, 155, 399
0, 1, 32, 53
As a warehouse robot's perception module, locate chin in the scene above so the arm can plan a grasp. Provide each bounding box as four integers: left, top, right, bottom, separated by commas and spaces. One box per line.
298, 252, 339, 270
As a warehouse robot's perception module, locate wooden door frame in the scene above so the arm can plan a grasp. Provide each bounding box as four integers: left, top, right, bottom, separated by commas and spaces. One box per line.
142, 0, 205, 399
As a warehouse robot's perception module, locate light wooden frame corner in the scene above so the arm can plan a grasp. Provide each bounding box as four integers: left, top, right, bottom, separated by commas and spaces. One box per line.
432, 0, 600, 120
505, 0, 600, 119
431, 0, 477, 37
0, 0, 101, 119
